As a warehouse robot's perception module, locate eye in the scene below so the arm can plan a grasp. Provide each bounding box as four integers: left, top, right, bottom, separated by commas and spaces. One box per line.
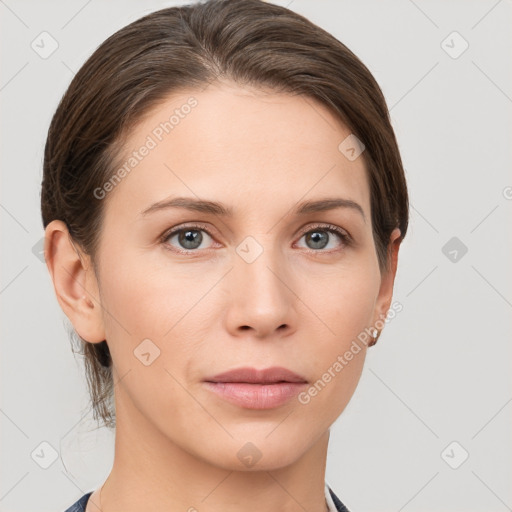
160, 223, 216, 254
295, 223, 351, 252
160, 222, 351, 255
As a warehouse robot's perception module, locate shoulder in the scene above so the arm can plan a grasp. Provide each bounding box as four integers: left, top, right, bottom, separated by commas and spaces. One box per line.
63, 491, 92, 512
64, 488, 347, 511
327, 485, 351, 512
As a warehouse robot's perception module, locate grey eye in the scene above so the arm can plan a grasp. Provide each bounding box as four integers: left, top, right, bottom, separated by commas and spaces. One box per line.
177, 229, 204, 250
305, 230, 330, 250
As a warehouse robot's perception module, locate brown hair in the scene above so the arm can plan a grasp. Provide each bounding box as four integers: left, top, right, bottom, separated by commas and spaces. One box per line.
41, 0, 409, 429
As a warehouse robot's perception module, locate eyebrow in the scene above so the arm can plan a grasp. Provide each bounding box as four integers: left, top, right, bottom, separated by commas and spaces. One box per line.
140, 196, 366, 221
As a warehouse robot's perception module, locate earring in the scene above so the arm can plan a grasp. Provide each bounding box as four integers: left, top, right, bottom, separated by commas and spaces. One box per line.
368, 327, 380, 347
82, 295, 93, 307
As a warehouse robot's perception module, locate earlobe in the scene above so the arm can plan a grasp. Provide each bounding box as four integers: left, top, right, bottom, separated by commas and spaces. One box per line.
44, 220, 106, 343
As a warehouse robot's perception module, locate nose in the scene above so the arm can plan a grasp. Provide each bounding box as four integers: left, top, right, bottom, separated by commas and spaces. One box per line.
223, 237, 298, 339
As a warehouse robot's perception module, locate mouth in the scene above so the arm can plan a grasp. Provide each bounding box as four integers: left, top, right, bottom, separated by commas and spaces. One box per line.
204, 366, 308, 384
203, 366, 308, 409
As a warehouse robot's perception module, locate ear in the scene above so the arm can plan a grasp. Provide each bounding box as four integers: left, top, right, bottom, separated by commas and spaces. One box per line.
372, 227, 402, 329
44, 220, 106, 344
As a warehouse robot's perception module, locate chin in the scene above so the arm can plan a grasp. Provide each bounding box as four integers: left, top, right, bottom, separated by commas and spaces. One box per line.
196, 430, 314, 472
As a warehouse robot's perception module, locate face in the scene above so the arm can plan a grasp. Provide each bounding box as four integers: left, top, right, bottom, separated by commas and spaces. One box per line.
49, 81, 400, 471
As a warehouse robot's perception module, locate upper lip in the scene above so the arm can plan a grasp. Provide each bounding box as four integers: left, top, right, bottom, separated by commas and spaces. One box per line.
204, 366, 307, 384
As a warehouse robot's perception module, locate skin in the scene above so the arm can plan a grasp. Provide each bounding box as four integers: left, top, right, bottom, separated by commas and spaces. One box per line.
45, 81, 401, 512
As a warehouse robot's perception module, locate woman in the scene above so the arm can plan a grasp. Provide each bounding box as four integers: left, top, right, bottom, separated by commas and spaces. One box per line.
42, 0, 408, 510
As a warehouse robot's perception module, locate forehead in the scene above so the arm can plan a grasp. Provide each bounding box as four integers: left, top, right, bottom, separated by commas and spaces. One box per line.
104, 81, 370, 222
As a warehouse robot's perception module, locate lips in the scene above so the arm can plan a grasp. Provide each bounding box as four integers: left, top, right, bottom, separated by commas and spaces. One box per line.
203, 366, 308, 409
203, 367, 308, 409
204, 366, 308, 384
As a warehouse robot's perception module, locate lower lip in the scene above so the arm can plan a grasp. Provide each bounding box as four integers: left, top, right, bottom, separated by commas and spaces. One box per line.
203, 381, 308, 409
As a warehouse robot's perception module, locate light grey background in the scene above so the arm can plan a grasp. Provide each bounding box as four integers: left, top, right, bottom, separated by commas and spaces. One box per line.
1, 1, 511, 511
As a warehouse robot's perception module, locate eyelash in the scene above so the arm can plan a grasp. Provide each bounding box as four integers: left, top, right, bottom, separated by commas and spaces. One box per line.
159, 222, 352, 255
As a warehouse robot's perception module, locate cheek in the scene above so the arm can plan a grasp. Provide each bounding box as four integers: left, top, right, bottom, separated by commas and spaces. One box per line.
99, 245, 193, 329
96, 253, 202, 427
296, 260, 379, 411
100, 267, 168, 341
97, 248, 219, 372
304, 257, 380, 345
